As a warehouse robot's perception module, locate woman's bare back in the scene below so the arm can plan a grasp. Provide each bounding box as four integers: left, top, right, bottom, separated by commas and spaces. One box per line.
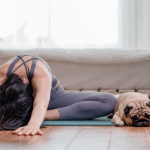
0, 56, 51, 86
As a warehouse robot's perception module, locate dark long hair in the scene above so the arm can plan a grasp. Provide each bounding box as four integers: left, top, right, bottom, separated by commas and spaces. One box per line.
0, 73, 34, 130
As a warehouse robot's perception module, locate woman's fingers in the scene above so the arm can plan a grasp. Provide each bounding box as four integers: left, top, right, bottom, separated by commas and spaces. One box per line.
12, 127, 23, 134
28, 129, 42, 136
37, 129, 43, 135
17, 129, 27, 135
18, 129, 41, 136
24, 129, 32, 136
12, 126, 43, 136
29, 130, 37, 136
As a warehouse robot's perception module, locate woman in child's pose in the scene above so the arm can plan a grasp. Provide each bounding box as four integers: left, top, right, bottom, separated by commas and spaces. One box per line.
0, 55, 116, 136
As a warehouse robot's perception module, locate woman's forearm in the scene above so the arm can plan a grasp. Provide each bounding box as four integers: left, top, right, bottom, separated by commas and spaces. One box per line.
27, 102, 47, 128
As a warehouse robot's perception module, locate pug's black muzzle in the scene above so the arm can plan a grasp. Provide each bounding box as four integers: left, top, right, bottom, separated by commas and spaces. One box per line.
133, 120, 150, 127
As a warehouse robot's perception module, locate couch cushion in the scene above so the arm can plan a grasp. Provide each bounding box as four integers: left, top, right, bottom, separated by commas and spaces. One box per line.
1, 48, 150, 64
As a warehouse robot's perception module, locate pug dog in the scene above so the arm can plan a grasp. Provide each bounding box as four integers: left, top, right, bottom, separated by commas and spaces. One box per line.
107, 92, 150, 127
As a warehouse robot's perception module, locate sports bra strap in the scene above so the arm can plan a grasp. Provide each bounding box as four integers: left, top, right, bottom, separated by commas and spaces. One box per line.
35, 56, 55, 82
12, 58, 37, 74
7, 55, 55, 84
29, 56, 37, 83
7, 56, 22, 76
35, 56, 52, 73
17, 55, 30, 80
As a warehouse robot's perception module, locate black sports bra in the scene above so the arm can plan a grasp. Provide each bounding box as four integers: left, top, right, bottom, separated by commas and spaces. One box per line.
7, 55, 58, 88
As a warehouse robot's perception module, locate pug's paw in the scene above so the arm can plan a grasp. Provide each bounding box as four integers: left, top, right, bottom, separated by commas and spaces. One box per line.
114, 120, 124, 127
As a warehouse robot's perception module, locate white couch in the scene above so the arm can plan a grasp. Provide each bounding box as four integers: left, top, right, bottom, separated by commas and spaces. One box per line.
0, 49, 150, 94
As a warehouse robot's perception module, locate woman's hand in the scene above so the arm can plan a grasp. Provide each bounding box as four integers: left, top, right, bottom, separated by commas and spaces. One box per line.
12, 124, 43, 136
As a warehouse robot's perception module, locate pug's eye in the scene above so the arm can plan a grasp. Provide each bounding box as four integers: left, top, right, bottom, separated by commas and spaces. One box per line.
145, 113, 150, 119
131, 115, 138, 120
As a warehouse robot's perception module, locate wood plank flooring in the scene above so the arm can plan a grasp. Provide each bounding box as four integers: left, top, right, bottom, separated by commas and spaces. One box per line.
0, 126, 150, 150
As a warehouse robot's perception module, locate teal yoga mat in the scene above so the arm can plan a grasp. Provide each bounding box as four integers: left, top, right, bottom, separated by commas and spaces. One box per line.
42, 116, 114, 126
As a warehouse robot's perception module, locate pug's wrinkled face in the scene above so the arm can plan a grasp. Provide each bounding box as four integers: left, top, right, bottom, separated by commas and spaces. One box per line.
124, 101, 150, 127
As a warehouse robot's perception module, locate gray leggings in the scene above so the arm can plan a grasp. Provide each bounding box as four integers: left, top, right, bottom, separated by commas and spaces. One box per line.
48, 85, 117, 120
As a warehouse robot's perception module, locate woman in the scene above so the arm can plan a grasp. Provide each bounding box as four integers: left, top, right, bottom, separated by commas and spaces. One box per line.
0, 55, 117, 136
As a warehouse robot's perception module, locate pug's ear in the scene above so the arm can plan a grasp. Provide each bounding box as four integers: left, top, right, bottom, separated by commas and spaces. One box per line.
146, 101, 150, 108
124, 106, 133, 118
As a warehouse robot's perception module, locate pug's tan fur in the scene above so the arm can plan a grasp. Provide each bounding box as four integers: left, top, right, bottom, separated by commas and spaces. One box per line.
108, 92, 150, 126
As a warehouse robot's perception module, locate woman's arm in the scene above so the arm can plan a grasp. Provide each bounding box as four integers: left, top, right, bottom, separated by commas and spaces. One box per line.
12, 65, 52, 136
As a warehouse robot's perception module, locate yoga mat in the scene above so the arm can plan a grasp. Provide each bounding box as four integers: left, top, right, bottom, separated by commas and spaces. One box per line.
42, 116, 115, 126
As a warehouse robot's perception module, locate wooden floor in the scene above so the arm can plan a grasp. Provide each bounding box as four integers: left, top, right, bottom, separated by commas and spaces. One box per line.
0, 126, 150, 150
1, 90, 150, 150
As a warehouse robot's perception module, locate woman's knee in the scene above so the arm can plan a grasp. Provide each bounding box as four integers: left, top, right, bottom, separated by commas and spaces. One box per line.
96, 93, 117, 108
105, 93, 117, 104
89, 93, 116, 117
